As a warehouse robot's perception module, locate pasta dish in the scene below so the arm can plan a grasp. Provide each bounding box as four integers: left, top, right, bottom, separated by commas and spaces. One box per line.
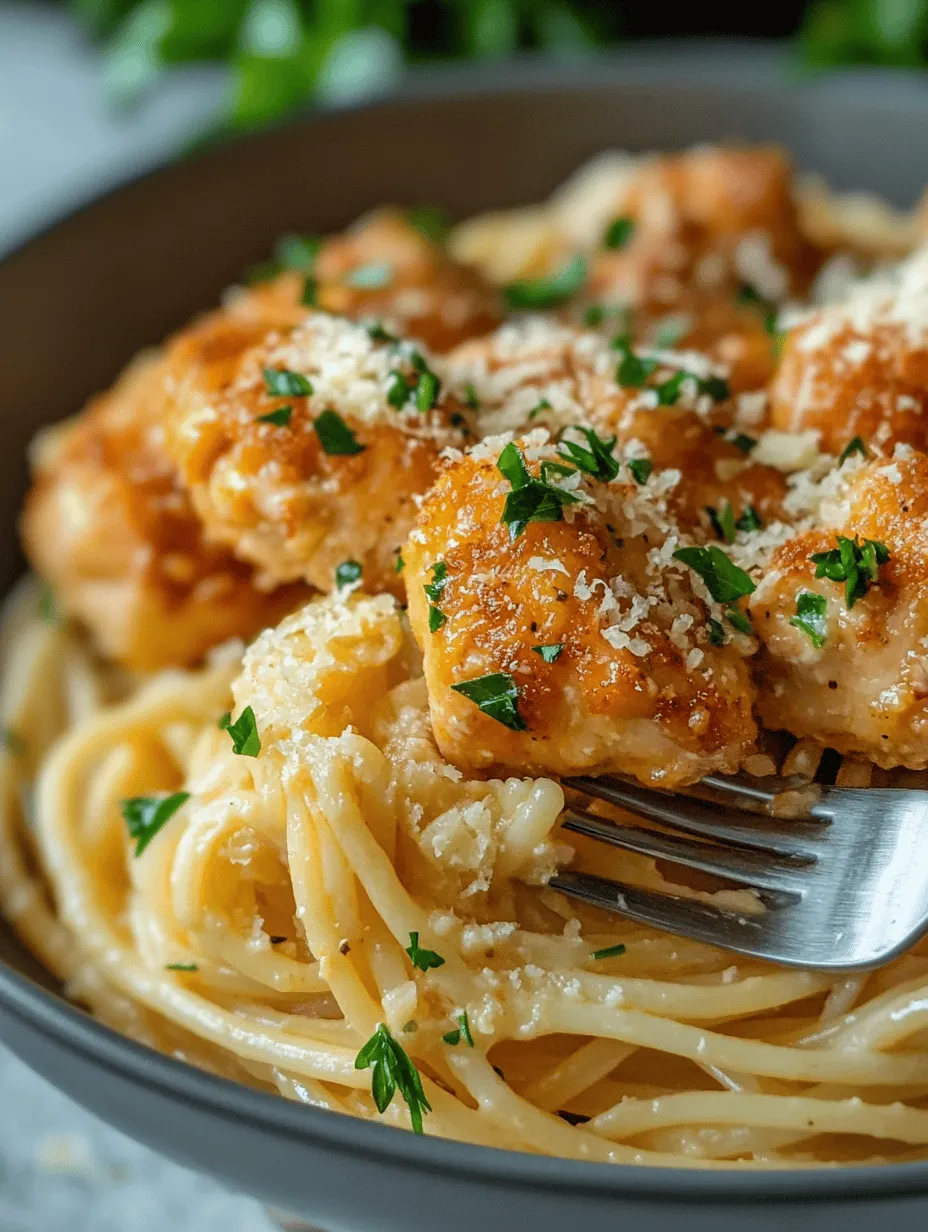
4, 145, 928, 1167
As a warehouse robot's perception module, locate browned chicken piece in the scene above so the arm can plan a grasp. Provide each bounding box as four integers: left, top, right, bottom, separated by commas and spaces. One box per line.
748, 447, 928, 768
166, 313, 473, 597
403, 431, 758, 786
584, 146, 822, 391
245, 209, 501, 353
769, 250, 928, 456
447, 319, 788, 535
22, 324, 305, 671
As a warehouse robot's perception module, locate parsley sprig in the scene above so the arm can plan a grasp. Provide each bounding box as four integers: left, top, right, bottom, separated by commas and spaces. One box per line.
263, 367, 312, 398
790, 590, 828, 648
424, 561, 449, 633
354, 1023, 431, 1134
673, 545, 756, 604
838, 436, 867, 465
497, 442, 580, 539
314, 409, 365, 455
558, 427, 620, 482
219, 706, 261, 757
451, 673, 526, 731
121, 792, 190, 857
442, 1010, 475, 1047
503, 255, 587, 310
809, 536, 889, 608
405, 932, 445, 971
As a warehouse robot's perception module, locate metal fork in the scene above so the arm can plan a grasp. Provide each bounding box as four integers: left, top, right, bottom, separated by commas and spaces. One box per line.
549, 772, 928, 971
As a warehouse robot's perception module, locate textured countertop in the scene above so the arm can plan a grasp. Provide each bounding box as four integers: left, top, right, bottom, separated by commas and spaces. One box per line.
0, 5, 274, 1228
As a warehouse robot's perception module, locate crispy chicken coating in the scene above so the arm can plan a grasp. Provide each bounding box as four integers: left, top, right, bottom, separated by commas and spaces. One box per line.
403, 431, 758, 786
770, 250, 928, 455
748, 448, 928, 768
166, 313, 472, 597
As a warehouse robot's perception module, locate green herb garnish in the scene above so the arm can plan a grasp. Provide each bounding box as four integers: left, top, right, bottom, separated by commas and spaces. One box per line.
707, 501, 737, 545
652, 314, 691, 348
367, 321, 398, 344
810, 536, 889, 609
503, 255, 587, 310
442, 1010, 474, 1047
335, 560, 362, 589
406, 205, 450, 244
706, 618, 725, 646
603, 216, 635, 249
314, 410, 365, 456
218, 706, 261, 757
395, 554, 405, 573
496, 442, 580, 539
528, 398, 552, 420
165, 962, 198, 972
428, 606, 447, 632
583, 303, 605, 327
673, 545, 756, 604
257, 405, 293, 426
386, 370, 411, 408
789, 590, 828, 648
558, 427, 620, 482
725, 605, 753, 635
39, 585, 59, 625
405, 932, 445, 971
451, 673, 526, 731
301, 276, 317, 307
838, 436, 867, 465
354, 1023, 431, 1134
424, 561, 448, 602
737, 283, 778, 335
275, 233, 321, 271
262, 367, 312, 398
415, 369, 441, 412
532, 643, 564, 663
344, 262, 393, 289
591, 943, 626, 960
736, 506, 762, 533
614, 342, 658, 388
463, 383, 480, 410
627, 458, 653, 485
121, 791, 190, 857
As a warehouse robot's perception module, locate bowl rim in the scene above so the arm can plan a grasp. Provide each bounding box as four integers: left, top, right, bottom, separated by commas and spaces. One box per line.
3, 58, 928, 1202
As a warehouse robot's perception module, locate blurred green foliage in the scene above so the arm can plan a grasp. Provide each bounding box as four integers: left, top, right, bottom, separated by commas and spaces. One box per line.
64, 0, 614, 129
799, 0, 928, 66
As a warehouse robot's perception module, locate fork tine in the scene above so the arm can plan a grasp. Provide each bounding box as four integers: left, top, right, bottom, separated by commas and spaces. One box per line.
549, 870, 785, 961
566, 776, 827, 858
561, 809, 807, 898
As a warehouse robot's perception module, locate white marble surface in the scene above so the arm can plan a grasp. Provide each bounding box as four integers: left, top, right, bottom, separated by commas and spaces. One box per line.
0, 5, 276, 1228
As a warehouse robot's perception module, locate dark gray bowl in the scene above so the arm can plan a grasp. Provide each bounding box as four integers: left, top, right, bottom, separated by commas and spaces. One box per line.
2, 44, 928, 1231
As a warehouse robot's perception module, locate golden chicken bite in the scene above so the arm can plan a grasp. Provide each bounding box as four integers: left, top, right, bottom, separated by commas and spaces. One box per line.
447, 319, 788, 534
748, 447, 928, 768
245, 209, 501, 353
770, 251, 928, 455
403, 430, 758, 786
22, 345, 303, 671
167, 313, 472, 597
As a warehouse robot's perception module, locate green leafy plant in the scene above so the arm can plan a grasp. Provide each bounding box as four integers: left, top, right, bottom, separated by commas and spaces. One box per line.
800, 0, 928, 67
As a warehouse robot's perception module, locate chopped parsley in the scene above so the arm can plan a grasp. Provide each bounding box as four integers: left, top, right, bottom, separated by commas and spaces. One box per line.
706, 618, 725, 646
395, 554, 405, 573
405, 931, 445, 971
218, 706, 261, 757
165, 962, 198, 972
673, 545, 756, 604
614, 342, 658, 388
528, 398, 552, 420
257, 405, 292, 427
275, 233, 321, 271
1, 727, 24, 755
558, 427, 620, 482
655, 369, 690, 405
314, 409, 365, 456
838, 436, 867, 465
354, 1023, 431, 1134
737, 283, 778, 335
532, 643, 564, 663
344, 261, 393, 289
367, 321, 398, 344
810, 536, 889, 609
415, 369, 441, 412
707, 501, 737, 545
503, 254, 587, 310
121, 791, 190, 857
736, 506, 762, 533
463, 382, 480, 410
715, 426, 757, 454
790, 590, 828, 648
451, 673, 526, 731
442, 1010, 474, 1047
496, 442, 580, 539
335, 560, 362, 589
262, 367, 312, 398
698, 375, 731, 401
386, 370, 412, 408
591, 943, 626, 960
603, 216, 635, 249
651, 314, 691, 348
428, 606, 447, 632
627, 458, 653, 485
424, 561, 448, 602
406, 205, 450, 244
301, 276, 317, 307
725, 605, 753, 635
583, 303, 606, 327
